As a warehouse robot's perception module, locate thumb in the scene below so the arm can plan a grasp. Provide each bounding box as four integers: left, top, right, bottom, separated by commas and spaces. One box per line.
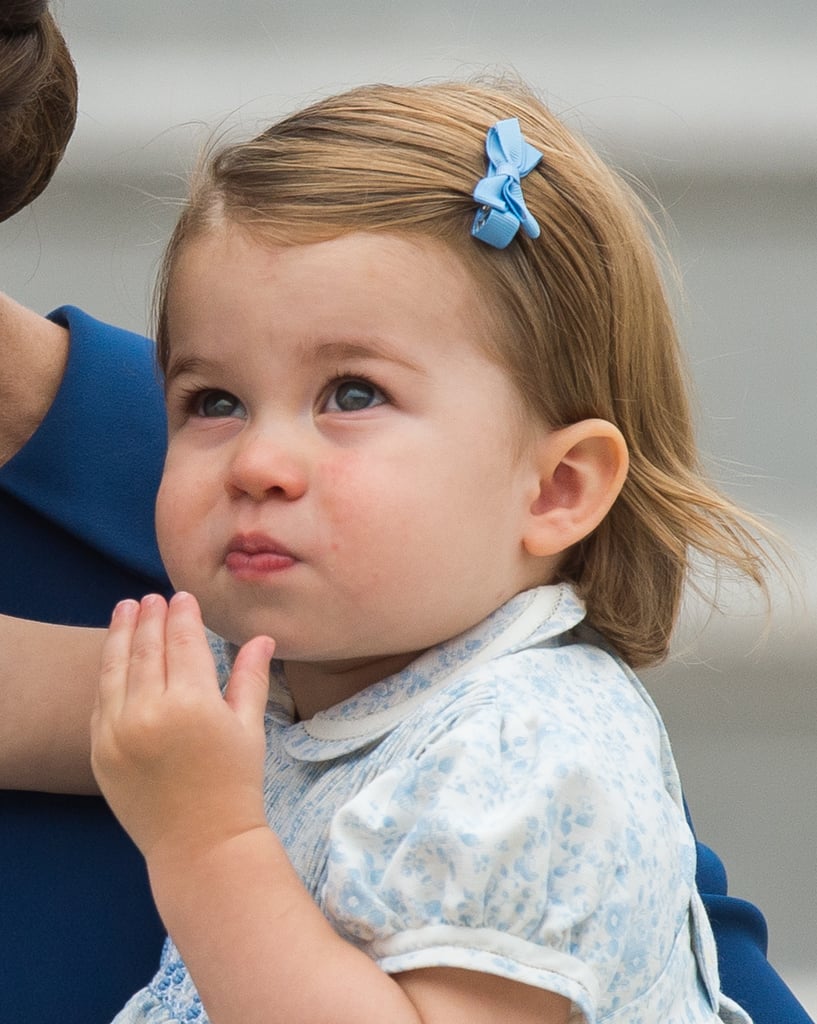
224, 635, 275, 727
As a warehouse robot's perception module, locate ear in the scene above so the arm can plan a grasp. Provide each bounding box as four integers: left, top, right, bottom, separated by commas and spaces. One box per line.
522, 419, 629, 558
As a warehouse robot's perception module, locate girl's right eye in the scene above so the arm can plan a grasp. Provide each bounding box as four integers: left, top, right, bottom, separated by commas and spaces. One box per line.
193, 390, 247, 419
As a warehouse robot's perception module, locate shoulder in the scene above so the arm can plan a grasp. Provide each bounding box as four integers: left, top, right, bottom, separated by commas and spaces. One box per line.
373, 635, 690, 887
37, 305, 165, 452
347, 635, 675, 845
48, 306, 162, 391
449, 632, 665, 768
0, 307, 169, 605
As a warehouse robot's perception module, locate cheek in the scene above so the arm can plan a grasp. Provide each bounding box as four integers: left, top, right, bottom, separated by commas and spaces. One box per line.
317, 451, 414, 556
154, 486, 177, 574
154, 471, 197, 579
321, 448, 414, 514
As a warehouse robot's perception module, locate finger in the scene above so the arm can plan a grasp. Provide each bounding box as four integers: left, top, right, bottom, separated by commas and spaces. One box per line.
95, 599, 140, 720
164, 591, 222, 695
125, 594, 170, 700
224, 635, 275, 729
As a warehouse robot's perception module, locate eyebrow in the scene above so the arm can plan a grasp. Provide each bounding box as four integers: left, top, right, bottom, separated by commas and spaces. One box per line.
163, 354, 216, 387
165, 338, 425, 384
308, 339, 424, 374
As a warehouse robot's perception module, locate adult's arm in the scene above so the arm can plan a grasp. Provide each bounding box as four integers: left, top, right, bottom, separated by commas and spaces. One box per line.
0, 301, 170, 787
0, 304, 172, 1024
0, 613, 101, 793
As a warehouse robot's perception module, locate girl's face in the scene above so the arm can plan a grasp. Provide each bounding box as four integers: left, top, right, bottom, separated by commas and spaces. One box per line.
157, 227, 554, 714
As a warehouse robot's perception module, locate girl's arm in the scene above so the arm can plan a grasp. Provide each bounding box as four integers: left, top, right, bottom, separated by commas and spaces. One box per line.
0, 613, 102, 793
92, 592, 571, 1024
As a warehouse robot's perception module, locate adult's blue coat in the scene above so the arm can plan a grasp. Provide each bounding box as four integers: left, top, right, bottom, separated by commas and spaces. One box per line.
0, 307, 170, 1024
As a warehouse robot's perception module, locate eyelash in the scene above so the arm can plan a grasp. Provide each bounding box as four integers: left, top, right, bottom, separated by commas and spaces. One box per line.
323, 371, 389, 410
173, 385, 234, 417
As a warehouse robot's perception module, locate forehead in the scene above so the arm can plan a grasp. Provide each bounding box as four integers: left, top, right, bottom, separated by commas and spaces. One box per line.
166, 227, 492, 356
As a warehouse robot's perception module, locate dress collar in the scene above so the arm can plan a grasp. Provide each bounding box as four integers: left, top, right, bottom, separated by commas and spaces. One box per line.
262, 583, 586, 762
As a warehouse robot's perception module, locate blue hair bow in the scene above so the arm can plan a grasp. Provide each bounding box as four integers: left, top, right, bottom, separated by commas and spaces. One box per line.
471, 117, 543, 250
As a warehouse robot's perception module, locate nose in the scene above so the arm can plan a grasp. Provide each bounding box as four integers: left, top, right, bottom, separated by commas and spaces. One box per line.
225, 426, 308, 502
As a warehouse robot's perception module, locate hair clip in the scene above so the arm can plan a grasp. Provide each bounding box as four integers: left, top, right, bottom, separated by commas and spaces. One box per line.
471, 117, 543, 250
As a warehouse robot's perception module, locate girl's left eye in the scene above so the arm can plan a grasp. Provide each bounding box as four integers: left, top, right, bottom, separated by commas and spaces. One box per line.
324, 378, 386, 413
194, 390, 247, 419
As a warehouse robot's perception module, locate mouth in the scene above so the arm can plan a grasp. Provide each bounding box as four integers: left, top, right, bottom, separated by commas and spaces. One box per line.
225, 533, 298, 579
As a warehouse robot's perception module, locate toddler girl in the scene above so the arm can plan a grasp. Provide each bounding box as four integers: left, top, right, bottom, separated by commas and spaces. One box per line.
92, 80, 771, 1024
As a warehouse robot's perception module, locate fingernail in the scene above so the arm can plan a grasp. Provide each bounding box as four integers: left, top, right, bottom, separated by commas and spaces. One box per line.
112, 599, 139, 622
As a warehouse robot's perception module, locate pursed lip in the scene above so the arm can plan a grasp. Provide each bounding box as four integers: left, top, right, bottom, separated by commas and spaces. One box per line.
224, 532, 298, 577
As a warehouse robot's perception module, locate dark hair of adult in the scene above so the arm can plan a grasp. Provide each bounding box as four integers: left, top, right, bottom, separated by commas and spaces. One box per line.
0, 0, 77, 221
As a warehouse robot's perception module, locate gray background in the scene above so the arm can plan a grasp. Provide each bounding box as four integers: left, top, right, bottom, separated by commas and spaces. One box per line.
2, 0, 815, 1008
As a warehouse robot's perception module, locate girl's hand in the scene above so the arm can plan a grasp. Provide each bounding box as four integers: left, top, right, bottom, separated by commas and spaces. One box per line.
90, 591, 275, 868
91, 595, 572, 1024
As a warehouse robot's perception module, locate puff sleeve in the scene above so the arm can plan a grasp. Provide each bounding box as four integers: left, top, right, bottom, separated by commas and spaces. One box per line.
320, 654, 703, 1019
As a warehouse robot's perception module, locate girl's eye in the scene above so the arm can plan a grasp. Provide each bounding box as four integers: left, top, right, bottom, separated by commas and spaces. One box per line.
195, 390, 247, 419
324, 378, 386, 413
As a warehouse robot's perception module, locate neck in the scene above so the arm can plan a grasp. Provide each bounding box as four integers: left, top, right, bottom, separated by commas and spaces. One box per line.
0, 295, 69, 467
283, 650, 422, 720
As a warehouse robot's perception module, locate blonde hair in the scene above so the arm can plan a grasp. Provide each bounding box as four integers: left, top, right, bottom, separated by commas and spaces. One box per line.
155, 79, 773, 668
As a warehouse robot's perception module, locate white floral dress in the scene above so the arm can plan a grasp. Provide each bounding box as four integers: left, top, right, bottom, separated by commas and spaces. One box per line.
113, 583, 750, 1024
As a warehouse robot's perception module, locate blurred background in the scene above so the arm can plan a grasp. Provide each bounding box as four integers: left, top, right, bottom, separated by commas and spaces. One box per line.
1, 0, 815, 1009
